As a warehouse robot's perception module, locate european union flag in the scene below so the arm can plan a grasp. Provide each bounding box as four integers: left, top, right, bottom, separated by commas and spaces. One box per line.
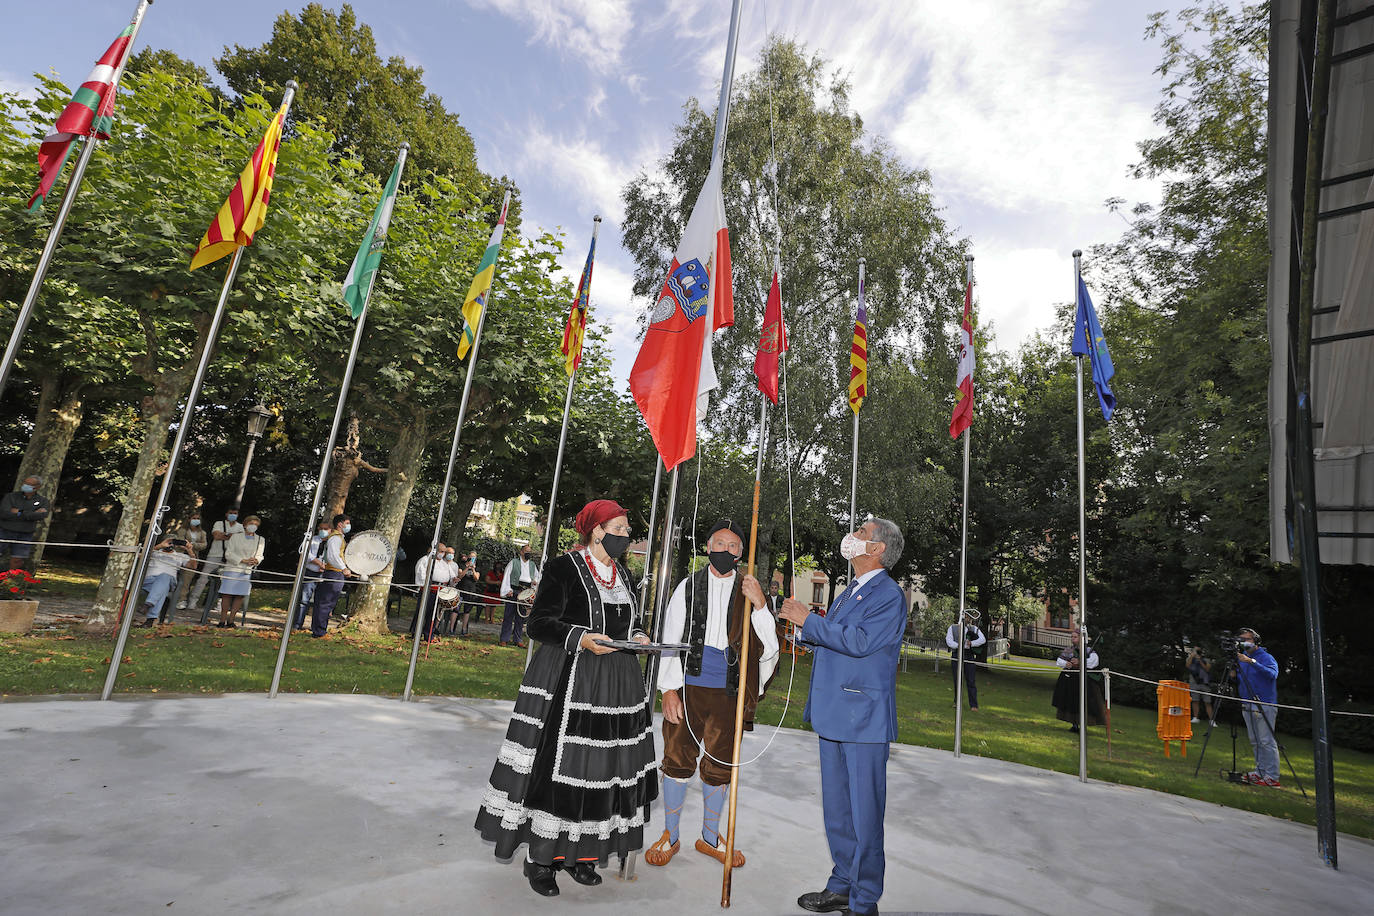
1072, 276, 1116, 421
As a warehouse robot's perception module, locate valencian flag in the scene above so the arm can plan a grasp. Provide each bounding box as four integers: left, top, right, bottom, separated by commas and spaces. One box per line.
189, 102, 287, 270
457, 194, 510, 360
949, 280, 975, 438
753, 267, 788, 404
561, 232, 596, 375
1072, 276, 1116, 420
27, 20, 138, 211
343, 155, 404, 318
630, 156, 734, 471
848, 275, 868, 413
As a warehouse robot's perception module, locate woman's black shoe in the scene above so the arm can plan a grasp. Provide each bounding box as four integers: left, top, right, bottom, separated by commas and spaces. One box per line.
566, 861, 602, 886
523, 860, 559, 897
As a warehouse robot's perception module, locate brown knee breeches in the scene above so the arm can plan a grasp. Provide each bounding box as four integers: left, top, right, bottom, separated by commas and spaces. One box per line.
661, 685, 740, 786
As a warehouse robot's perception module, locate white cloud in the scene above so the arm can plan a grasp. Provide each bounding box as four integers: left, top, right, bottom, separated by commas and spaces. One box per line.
514, 122, 653, 227
0, 70, 40, 101
465, 0, 635, 74
971, 244, 1072, 352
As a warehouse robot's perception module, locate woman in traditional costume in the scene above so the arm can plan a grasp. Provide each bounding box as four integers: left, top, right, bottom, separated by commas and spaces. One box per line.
1050, 625, 1108, 731
475, 499, 658, 897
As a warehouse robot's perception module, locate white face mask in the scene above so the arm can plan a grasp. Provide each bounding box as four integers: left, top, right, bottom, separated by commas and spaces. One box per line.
342, 523, 352, 534
244, 524, 258, 534
840, 532, 870, 561
190, 519, 201, 527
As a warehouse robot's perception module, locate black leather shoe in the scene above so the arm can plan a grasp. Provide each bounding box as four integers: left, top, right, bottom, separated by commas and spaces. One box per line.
798, 889, 849, 913
566, 861, 602, 886
523, 859, 559, 897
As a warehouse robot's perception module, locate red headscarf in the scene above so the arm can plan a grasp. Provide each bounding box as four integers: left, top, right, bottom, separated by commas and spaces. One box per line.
574, 499, 626, 542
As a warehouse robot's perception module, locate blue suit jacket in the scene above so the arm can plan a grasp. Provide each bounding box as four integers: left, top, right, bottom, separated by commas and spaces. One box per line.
800, 569, 907, 743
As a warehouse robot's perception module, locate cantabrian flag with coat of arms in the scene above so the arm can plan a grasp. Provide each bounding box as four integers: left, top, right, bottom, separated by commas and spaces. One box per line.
189, 102, 287, 270
949, 279, 974, 438
629, 156, 734, 471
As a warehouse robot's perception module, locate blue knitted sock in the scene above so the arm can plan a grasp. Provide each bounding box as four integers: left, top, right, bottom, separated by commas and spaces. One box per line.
663, 776, 688, 845
701, 781, 728, 847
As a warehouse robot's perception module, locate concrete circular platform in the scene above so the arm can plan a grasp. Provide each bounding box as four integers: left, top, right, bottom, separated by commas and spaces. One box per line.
1, 694, 1369, 915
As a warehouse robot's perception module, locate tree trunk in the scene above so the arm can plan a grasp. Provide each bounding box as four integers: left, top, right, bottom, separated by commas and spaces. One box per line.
444, 486, 480, 548
349, 414, 428, 634
323, 414, 385, 519
16, 380, 86, 569
85, 376, 183, 629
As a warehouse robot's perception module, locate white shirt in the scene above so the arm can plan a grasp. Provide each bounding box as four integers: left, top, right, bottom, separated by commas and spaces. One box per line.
582, 551, 633, 605
302, 531, 329, 570
946, 624, 987, 651
501, 556, 541, 596
147, 549, 191, 579
206, 520, 244, 560
323, 532, 347, 570
416, 555, 458, 587
223, 531, 265, 573
658, 571, 780, 693
1057, 646, 1100, 669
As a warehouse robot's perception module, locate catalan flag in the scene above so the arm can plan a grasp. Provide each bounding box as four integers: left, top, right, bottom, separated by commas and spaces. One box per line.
457, 192, 511, 360
949, 279, 974, 438
561, 230, 596, 375
189, 101, 287, 271
27, 18, 139, 211
848, 275, 868, 413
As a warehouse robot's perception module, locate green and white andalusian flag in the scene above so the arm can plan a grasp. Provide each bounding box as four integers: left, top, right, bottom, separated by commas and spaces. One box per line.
342, 154, 406, 318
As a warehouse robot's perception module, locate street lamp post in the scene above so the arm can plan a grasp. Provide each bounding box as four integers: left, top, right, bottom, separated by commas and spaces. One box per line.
233, 402, 274, 508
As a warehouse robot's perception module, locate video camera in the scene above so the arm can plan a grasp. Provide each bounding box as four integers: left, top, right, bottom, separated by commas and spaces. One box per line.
1218, 630, 1240, 654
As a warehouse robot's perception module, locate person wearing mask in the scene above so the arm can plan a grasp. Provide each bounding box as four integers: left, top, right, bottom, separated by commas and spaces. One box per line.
482, 561, 502, 624
499, 544, 541, 648
475, 500, 657, 897
186, 507, 243, 620
1233, 628, 1281, 788
455, 550, 481, 636
412, 543, 456, 641
216, 515, 265, 628
1051, 625, 1106, 732
945, 616, 986, 711
645, 519, 777, 870
310, 515, 352, 638
1186, 646, 1214, 723
0, 475, 51, 574
140, 537, 197, 627
170, 510, 208, 616
296, 519, 333, 630
779, 518, 908, 916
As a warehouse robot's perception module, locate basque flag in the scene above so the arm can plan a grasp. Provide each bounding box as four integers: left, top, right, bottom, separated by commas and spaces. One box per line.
629, 155, 734, 471
1072, 276, 1116, 421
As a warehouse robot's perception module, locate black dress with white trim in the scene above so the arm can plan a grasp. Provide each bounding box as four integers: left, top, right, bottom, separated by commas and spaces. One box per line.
474, 550, 658, 865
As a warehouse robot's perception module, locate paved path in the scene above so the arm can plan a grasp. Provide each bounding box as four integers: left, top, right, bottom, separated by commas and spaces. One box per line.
1, 694, 1370, 915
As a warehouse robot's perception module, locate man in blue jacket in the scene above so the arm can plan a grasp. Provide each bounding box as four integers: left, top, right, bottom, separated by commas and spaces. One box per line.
779, 517, 908, 916
1233, 627, 1281, 787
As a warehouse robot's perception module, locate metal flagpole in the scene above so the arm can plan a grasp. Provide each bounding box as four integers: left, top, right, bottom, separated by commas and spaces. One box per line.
638, 461, 664, 612
849, 257, 864, 578
954, 255, 973, 758
1073, 249, 1088, 782
526, 214, 602, 671
270, 143, 409, 698
0, 0, 154, 399
102, 80, 297, 700
403, 189, 511, 701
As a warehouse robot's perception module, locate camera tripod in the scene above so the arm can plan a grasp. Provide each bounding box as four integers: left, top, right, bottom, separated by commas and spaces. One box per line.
1192, 657, 1306, 798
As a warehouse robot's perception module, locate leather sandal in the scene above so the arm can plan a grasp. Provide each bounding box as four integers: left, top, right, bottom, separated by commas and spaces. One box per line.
644, 830, 680, 866
695, 837, 745, 867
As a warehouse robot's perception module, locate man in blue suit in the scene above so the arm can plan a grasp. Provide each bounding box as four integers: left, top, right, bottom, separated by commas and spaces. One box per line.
779, 517, 908, 916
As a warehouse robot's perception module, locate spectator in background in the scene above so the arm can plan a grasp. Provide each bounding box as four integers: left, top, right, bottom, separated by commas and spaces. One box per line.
186, 507, 243, 618
1186, 646, 1214, 723
1051, 626, 1107, 733
169, 510, 208, 617
946, 616, 986, 711
311, 515, 352, 638
412, 543, 455, 641
482, 561, 502, 624
499, 545, 541, 647
455, 549, 481, 636
140, 537, 197, 627
0, 475, 51, 574
216, 515, 265, 629
296, 518, 332, 629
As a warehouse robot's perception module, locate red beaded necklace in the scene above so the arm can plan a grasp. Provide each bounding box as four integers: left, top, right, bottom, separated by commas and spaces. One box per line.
583, 549, 617, 589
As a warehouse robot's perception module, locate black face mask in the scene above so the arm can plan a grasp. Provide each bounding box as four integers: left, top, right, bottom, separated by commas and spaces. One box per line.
600, 533, 631, 559
708, 550, 739, 575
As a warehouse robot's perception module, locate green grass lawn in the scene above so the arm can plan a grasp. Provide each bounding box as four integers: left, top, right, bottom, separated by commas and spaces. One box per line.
7, 560, 1373, 840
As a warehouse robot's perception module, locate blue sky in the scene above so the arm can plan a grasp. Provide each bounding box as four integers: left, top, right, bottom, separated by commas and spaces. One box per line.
4, 0, 1173, 384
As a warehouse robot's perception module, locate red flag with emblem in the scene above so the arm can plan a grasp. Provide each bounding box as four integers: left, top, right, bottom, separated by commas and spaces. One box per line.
753, 267, 788, 404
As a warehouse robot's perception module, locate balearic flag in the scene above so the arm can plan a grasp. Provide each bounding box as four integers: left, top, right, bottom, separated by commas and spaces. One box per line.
561, 232, 596, 375
753, 267, 788, 404
342, 155, 404, 318
189, 102, 287, 270
27, 20, 138, 211
848, 275, 868, 413
457, 193, 511, 360
949, 280, 975, 438
629, 156, 734, 471
1072, 276, 1116, 420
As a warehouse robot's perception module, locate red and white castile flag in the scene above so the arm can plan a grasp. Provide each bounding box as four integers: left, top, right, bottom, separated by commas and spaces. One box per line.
629, 156, 734, 471
753, 267, 788, 404
26, 18, 139, 211
948, 279, 974, 438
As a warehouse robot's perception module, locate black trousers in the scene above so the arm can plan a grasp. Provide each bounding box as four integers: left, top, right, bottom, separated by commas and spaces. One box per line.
951, 657, 978, 708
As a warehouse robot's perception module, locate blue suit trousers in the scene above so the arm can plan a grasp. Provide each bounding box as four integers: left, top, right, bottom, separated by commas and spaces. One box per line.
820, 736, 889, 914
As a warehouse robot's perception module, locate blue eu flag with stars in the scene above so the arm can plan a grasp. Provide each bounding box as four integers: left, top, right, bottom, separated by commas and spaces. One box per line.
1072, 276, 1116, 421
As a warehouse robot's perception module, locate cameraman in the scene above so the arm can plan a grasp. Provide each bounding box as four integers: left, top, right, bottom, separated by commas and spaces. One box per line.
140, 538, 197, 627
1233, 627, 1280, 788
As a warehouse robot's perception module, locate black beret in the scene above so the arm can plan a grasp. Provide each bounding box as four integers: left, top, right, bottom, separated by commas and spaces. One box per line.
708, 519, 745, 543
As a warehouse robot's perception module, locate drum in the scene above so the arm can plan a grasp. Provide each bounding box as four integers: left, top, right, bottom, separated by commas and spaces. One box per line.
343, 529, 393, 577
516, 585, 538, 603
436, 586, 460, 611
